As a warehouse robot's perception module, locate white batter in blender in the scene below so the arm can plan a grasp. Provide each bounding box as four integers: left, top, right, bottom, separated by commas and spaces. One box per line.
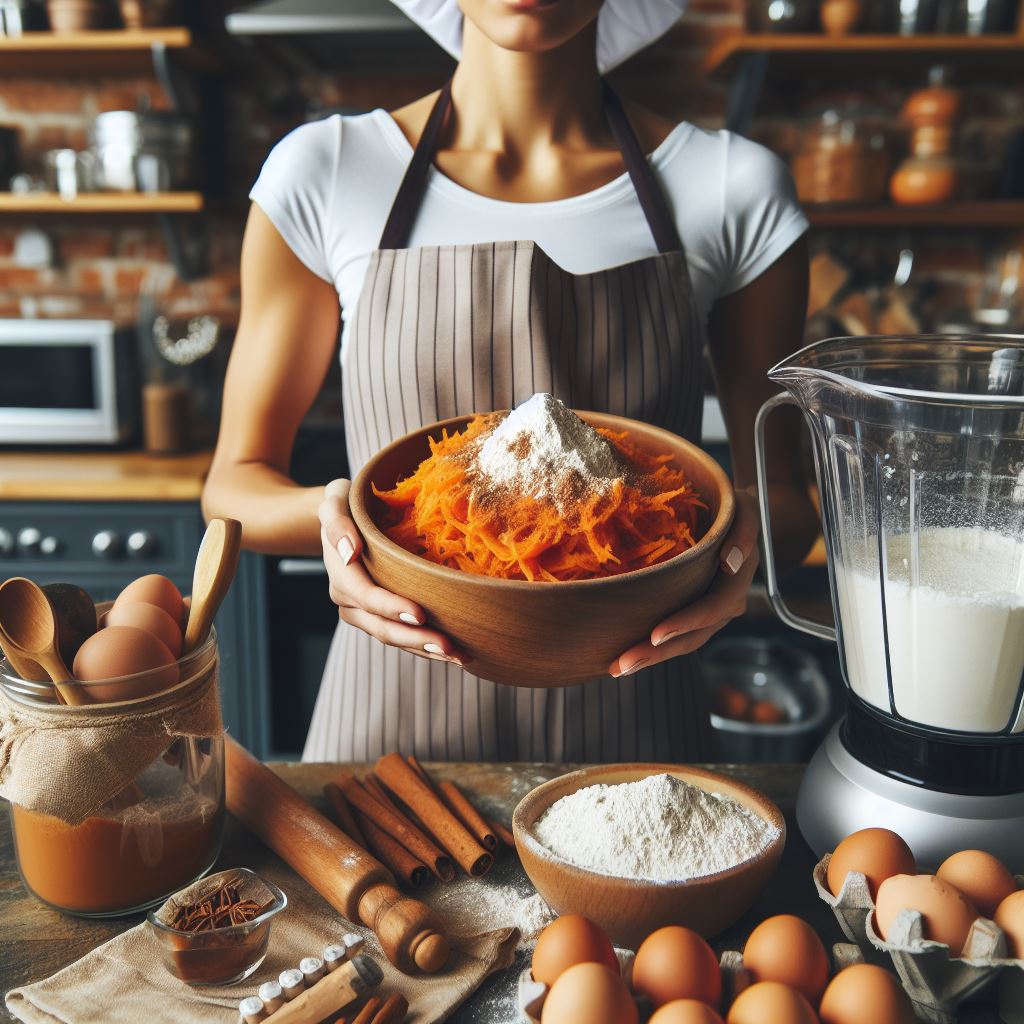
755, 334, 1024, 868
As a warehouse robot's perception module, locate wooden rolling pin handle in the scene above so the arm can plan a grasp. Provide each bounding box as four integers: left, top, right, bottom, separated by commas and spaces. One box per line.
225, 737, 449, 973
357, 882, 450, 974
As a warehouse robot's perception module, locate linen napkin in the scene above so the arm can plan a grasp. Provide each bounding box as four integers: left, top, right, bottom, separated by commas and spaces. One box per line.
5, 856, 519, 1024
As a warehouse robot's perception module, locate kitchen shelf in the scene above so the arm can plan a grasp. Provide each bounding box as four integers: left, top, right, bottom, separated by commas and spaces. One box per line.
0, 192, 204, 213
0, 28, 215, 75
805, 200, 1024, 228
705, 33, 1024, 79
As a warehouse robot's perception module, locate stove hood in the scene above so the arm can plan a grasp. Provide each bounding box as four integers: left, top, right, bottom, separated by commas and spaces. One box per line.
225, 0, 418, 36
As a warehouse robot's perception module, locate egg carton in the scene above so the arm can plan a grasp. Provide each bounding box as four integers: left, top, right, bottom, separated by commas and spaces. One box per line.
813, 853, 1024, 1024
515, 944, 862, 1022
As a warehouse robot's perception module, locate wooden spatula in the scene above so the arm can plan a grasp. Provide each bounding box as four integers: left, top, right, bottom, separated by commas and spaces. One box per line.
183, 518, 242, 655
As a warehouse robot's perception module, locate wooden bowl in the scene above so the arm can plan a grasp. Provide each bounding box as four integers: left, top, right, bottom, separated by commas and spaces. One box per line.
350, 411, 734, 687
512, 764, 786, 949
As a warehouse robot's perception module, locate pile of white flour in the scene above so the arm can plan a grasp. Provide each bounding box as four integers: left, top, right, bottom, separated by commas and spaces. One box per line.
475, 393, 625, 510
531, 774, 780, 882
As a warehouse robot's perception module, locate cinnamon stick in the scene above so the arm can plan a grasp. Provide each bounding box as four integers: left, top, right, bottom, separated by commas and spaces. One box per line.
488, 818, 515, 848
350, 997, 383, 1024
370, 993, 409, 1024
407, 756, 497, 853
334, 771, 454, 882
375, 753, 493, 877
355, 811, 430, 889
324, 782, 368, 849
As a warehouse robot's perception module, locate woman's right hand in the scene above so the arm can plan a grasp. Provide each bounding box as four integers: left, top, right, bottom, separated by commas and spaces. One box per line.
318, 479, 469, 666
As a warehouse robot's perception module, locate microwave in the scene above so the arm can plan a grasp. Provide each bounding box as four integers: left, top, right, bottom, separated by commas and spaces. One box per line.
0, 320, 140, 446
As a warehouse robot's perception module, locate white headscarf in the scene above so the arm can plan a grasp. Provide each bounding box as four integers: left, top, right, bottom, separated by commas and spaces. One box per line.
389, 0, 687, 73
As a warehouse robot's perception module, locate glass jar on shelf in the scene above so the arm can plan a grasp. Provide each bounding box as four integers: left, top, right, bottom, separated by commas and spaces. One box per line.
792, 111, 891, 205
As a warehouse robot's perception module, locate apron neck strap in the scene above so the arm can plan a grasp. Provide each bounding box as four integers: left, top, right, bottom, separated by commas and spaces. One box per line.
378, 78, 683, 255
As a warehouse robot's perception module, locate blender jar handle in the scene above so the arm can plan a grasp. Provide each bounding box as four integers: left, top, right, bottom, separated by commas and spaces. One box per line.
754, 392, 836, 642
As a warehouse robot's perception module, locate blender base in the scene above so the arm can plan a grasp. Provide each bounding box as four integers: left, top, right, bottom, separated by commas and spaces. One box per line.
797, 722, 1024, 870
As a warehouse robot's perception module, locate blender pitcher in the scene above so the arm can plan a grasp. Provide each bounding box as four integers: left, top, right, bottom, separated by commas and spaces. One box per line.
755, 334, 1024, 868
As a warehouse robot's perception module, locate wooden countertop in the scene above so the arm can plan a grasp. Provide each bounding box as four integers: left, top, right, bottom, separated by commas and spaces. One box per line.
0, 450, 213, 501
0, 762, 1001, 1023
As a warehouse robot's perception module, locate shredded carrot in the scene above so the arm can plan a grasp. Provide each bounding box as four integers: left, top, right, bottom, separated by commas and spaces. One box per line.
372, 416, 707, 582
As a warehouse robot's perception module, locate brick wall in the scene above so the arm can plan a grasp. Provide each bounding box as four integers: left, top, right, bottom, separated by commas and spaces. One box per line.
0, 0, 1021, 333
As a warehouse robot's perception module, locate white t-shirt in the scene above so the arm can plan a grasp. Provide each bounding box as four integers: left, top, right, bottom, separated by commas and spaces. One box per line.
250, 110, 808, 356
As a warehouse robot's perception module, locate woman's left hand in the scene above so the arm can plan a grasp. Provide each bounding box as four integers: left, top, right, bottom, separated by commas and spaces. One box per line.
608, 487, 761, 677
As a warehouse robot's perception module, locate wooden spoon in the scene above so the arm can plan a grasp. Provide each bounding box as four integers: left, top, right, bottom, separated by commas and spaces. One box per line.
183, 518, 242, 655
0, 577, 87, 706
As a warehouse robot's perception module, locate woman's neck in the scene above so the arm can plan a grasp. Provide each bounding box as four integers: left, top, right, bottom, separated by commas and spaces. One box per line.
449, 18, 607, 158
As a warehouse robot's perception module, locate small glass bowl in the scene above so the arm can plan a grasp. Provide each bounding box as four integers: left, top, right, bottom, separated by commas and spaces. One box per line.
147, 868, 287, 986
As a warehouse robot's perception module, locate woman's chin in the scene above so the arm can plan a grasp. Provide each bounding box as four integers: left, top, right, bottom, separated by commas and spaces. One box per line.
460, 0, 603, 56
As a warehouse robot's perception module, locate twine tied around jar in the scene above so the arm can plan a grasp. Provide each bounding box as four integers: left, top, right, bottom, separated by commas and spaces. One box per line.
0, 643, 223, 825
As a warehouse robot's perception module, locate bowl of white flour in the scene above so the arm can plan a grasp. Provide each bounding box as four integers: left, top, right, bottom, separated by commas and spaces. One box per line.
512, 764, 786, 949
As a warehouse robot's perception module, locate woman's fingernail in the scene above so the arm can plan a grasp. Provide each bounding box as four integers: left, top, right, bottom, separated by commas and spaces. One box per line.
724, 546, 744, 575
621, 658, 649, 677
424, 643, 445, 656
654, 631, 679, 648
400, 612, 421, 626
338, 536, 355, 565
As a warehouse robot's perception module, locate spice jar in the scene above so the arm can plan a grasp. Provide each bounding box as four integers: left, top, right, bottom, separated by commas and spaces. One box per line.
0, 619, 224, 917
792, 112, 890, 204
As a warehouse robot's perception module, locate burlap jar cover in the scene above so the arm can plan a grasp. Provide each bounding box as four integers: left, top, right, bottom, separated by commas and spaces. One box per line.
0, 642, 223, 824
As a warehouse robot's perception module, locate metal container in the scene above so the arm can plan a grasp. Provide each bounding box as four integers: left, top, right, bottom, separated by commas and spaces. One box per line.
702, 637, 831, 763
90, 110, 195, 192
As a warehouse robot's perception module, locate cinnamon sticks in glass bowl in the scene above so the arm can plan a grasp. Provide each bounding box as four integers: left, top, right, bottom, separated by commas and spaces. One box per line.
321, 755, 515, 890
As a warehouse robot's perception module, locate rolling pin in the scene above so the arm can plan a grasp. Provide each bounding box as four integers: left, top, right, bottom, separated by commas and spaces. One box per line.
225, 736, 449, 974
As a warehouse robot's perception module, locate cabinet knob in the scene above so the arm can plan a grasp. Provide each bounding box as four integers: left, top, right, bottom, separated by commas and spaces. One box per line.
39, 536, 60, 557
127, 531, 158, 558
92, 530, 121, 558
0, 528, 12, 555
16, 527, 42, 553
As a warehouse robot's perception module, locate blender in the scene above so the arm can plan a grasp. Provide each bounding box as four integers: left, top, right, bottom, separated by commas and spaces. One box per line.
755, 334, 1024, 869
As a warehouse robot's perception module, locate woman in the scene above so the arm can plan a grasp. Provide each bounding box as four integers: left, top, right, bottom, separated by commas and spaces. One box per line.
203, 0, 819, 762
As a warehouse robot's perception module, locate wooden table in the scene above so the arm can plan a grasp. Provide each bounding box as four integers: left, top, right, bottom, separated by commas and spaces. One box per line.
0, 762, 1003, 1022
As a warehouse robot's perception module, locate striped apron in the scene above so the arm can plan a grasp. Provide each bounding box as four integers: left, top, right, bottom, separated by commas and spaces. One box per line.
304, 81, 714, 763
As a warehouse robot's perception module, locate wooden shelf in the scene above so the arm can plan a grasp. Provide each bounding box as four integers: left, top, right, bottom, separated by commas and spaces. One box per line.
805, 200, 1024, 228
0, 192, 204, 213
705, 33, 1024, 78
0, 28, 214, 75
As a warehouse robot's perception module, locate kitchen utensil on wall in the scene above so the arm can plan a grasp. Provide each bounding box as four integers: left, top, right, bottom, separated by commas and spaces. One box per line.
183, 518, 242, 656
89, 110, 195, 193
224, 736, 451, 975
0, 577, 86, 706
46, 0, 110, 32
756, 334, 1024, 869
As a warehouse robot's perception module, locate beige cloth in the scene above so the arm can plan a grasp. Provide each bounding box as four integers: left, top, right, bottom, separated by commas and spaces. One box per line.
5, 856, 518, 1024
0, 649, 222, 824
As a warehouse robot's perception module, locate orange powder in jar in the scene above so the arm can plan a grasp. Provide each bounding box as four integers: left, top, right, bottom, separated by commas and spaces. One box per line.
11, 799, 224, 915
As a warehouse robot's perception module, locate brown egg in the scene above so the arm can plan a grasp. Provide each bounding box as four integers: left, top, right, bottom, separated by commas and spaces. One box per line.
114, 575, 183, 626
827, 828, 916, 900
819, 964, 915, 1024
105, 601, 182, 659
540, 962, 638, 1024
875, 874, 978, 953
712, 685, 752, 721
751, 700, 787, 724
532, 915, 618, 988
633, 926, 721, 1008
743, 915, 830, 1004
995, 889, 1024, 958
727, 982, 818, 1024
73, 626, 179, 701
649, 1000, 725, 1024
937, 850, 1017, 919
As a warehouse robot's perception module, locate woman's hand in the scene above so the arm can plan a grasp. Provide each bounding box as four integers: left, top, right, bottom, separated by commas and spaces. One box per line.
608, 488, 761, 678
318, 479, 469, 666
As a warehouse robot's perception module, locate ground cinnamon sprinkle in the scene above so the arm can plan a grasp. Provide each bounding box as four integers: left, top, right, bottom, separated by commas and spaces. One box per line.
171, 879, 272, 932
